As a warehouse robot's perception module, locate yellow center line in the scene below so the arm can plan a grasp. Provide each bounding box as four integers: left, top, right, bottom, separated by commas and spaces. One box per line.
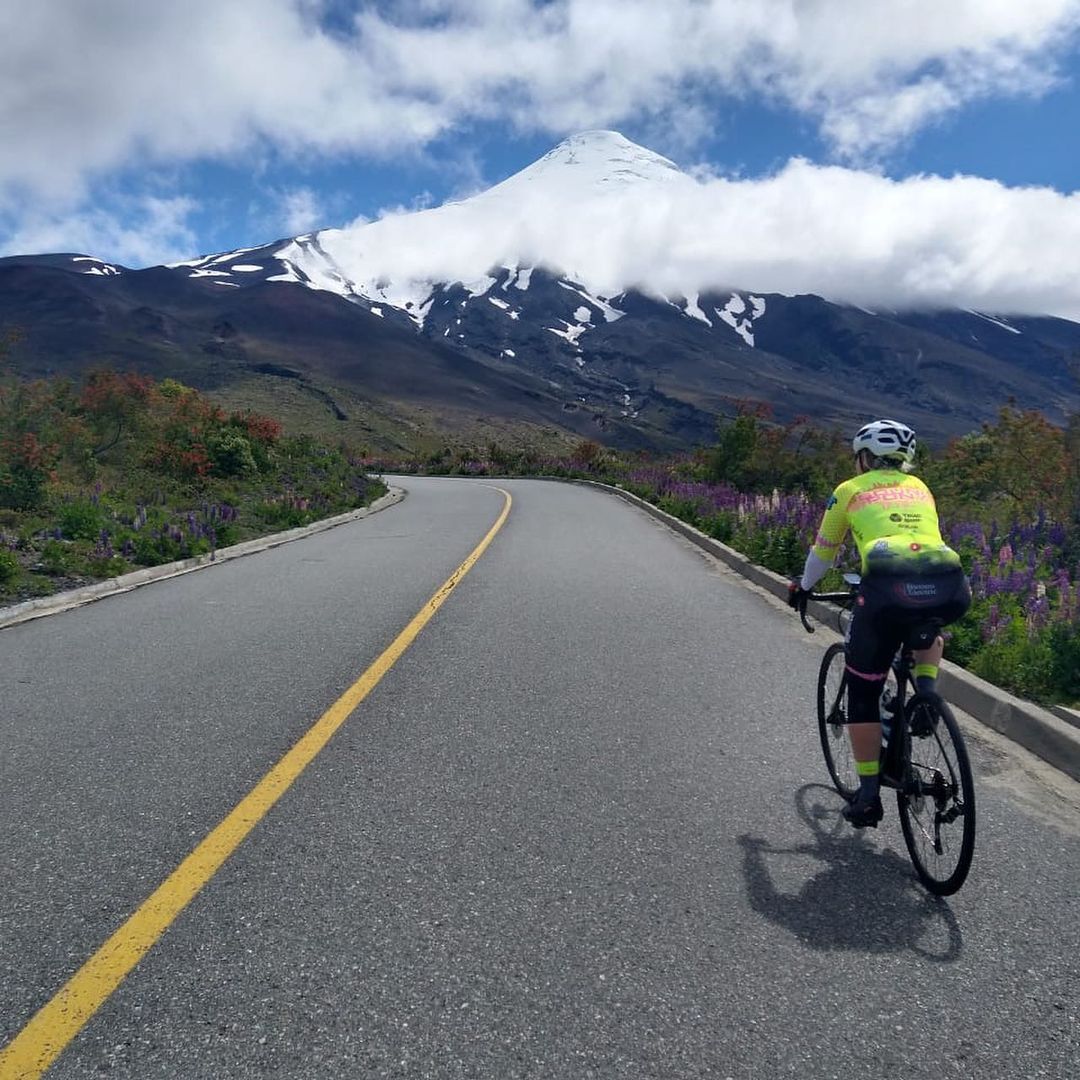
0, 486, 512, 1080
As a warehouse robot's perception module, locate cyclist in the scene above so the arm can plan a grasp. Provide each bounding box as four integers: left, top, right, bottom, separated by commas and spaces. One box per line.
787, 419, 971, 828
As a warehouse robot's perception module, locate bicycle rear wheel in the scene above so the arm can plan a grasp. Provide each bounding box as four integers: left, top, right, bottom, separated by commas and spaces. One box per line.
897, 695, 976, 895
817, 643, 858, 800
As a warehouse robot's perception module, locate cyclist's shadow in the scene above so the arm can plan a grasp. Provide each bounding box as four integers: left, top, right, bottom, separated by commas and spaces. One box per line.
737, 784, 963, 961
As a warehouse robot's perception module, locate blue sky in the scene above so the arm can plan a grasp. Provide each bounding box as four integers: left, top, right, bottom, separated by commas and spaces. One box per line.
1, 1, 1079, 315
100, 69, 1080, 261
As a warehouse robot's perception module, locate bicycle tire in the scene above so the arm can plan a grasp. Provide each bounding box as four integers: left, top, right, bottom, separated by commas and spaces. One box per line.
897, 695, 976, 895
817, 642, 858, 800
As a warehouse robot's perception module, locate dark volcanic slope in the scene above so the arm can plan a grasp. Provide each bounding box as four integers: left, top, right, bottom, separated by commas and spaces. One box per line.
3, 255, 1079, 449
0, 260, 675, 449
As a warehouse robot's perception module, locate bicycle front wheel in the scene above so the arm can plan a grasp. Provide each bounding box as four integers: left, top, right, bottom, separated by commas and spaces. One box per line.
898, 695, 976, 895
817, 642, 858, 800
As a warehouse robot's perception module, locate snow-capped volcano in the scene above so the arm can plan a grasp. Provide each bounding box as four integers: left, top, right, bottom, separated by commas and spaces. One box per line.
173, 130, 702, 321
6, 129, 1080, 452
475, 129, 686, 196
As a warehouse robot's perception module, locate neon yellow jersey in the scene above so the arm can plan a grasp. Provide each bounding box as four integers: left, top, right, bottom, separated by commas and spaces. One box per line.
811, 469, 961, 575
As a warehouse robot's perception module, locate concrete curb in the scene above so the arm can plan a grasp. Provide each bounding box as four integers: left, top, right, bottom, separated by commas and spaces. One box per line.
1050, 705, 1080, 731
0, 487, 406, 632
577, 478, 1080, 783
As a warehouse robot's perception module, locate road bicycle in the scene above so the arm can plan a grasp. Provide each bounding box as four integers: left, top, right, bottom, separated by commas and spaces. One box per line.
798, 573, 976, 895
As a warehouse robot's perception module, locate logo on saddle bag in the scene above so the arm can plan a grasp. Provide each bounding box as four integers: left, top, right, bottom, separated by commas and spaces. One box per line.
895, 580, 939, 604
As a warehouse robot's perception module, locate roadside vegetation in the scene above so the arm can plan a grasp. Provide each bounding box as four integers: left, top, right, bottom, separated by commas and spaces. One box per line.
374, 403, 1080, 707
0, 360, 386, 608
5, 341, 1078, 707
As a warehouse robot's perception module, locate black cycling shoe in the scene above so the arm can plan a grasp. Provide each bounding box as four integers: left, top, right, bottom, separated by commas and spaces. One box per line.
842, 794, 884, 829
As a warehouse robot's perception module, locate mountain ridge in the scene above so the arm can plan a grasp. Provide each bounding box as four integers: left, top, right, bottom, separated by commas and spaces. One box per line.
3, 131, 1080, 452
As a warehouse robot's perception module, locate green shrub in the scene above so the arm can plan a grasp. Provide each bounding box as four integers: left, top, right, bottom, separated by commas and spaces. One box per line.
86, 554, 129, 578
657, 495, 702, 523
213, 522, 239, 548
0, 548, 19, 585
58, 500, 105, 541
39, 539, 72, 575
0, 462, 49, 511
702, 511, 735, 544
1046, 623, 1080, 703
132, 531, 182, 566
969, 621, 1056, 701
254, 500, 310, 529
206, 430, 257, 477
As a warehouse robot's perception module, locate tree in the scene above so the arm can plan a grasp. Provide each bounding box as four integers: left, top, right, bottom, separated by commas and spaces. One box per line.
705, 402, 766, 488
79, 369, 155, 458
926, 405, 1069, 523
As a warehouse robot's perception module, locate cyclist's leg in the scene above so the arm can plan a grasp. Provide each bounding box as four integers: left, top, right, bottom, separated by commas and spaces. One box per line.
908, 570, 972, 693
844, 580, 902, 824
912, 637, 944, 694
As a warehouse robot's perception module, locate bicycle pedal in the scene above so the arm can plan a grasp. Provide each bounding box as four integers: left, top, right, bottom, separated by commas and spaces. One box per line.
842, 797, 884, 828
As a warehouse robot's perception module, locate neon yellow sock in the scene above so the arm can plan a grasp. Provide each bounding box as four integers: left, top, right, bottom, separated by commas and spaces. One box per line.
915, 662, 938, 693
855, 758, 880, 800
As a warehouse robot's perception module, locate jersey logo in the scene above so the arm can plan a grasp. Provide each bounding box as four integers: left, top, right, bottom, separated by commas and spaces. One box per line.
848, 486, 930, 512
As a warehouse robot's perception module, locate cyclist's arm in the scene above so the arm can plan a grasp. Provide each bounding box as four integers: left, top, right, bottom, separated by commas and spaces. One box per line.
799, 549, 833, 591
800, 487, 850, 590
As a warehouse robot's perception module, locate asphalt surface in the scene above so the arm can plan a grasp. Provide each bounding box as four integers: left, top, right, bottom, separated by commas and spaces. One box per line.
1, 476, 1078, 1078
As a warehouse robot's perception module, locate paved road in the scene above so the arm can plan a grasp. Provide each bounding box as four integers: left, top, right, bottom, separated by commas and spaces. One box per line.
1, 477, 1077, 1078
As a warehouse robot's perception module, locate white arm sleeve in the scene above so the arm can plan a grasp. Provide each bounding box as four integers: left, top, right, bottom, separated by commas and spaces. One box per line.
800, 549, 833, 592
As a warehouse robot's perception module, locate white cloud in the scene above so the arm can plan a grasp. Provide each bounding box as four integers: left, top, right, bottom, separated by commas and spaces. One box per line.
1, 0, 1077, 203
0, 196, 198, 267
278, 187, 323, 234
2, 2, 1079, 270
311, 135, 1080, 320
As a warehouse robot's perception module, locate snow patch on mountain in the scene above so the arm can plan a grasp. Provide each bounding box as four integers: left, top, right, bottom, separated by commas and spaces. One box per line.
684, 292, 712, 326
547, 321, 589, 347
968, 310, 1022, 334
73, 256, 121, 276
266, 264, 302, 283
716, 292, 765, 347
557, 281, 624, 322
463, 275, 497, 297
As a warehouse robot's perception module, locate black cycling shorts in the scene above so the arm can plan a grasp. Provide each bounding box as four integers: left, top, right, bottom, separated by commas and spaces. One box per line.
846, 567, 971, 682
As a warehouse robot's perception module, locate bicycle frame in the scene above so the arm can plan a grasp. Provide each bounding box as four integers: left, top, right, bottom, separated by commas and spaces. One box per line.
804, 580, 948, 802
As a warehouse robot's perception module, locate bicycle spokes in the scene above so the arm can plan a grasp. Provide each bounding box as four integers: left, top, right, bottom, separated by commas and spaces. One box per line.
897, 698, 976, 895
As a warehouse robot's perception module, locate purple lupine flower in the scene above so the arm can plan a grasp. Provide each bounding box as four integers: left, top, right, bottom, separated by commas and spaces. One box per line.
93, 529, 114, 560
1026, 589, 1051, 632
982, 602, 1003, 641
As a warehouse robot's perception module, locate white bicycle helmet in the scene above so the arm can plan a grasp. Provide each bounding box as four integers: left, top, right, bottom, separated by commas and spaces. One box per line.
852, 419, 917, 467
